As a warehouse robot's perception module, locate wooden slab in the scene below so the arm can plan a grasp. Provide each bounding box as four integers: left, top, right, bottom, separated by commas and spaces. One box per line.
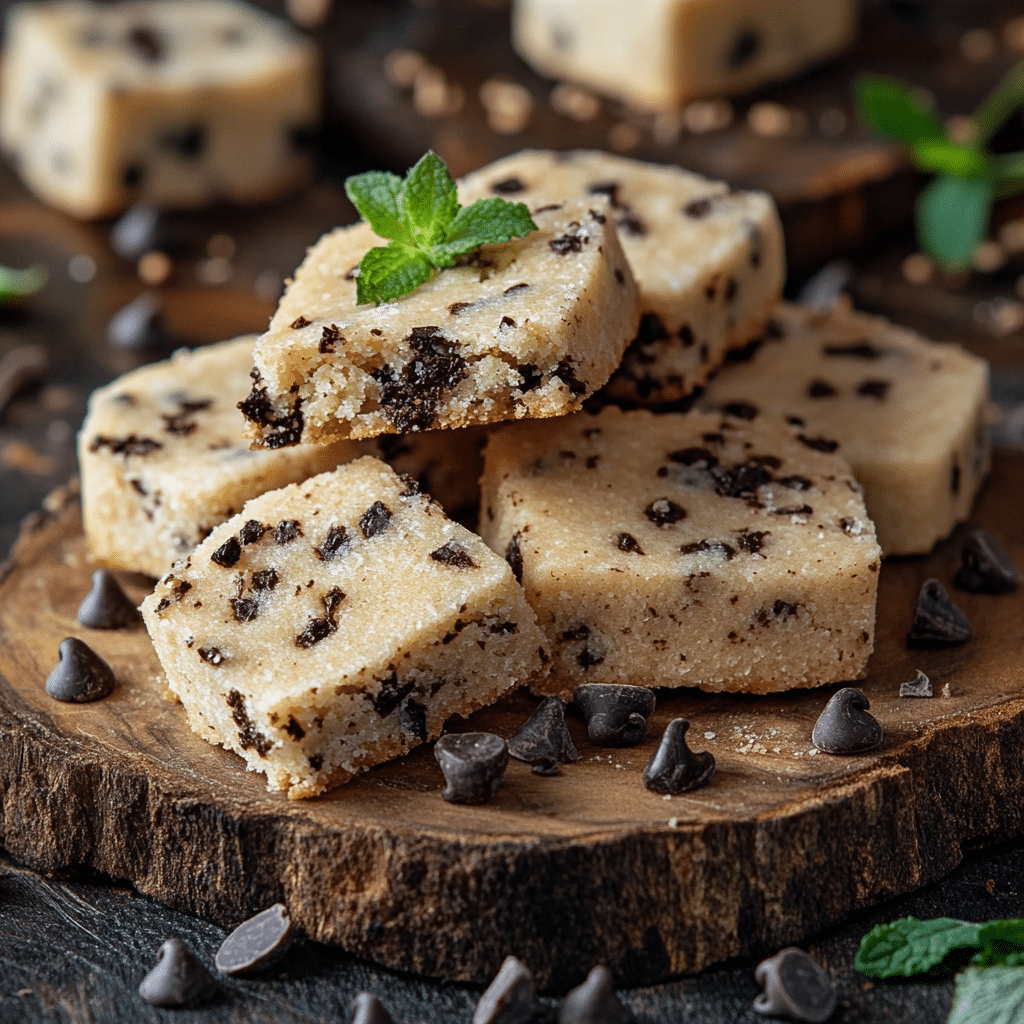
2, 457, 1024, 990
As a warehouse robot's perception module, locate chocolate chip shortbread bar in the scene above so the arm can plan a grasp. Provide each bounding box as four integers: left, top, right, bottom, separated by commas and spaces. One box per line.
459, 150, 784, 405
241, 196, 638, 446
141, 457, 548, 798
701, 301, 990, 554
480, 407, 881, 696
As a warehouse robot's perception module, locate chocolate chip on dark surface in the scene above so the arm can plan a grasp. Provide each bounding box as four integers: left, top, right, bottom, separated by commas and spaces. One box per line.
616, 532, 645, 555
360, 501, 392, 538
127, 25, 164, 62
506, 532, 524, 583
474, 955, 544, 1024
316, 524, 351, 561
211, 536, 242, 567
955, 529, 1020, 593
77, 570, 140, 629
352, 992, 396, 1024
215, 904, 292, 976
823, 341, 885, 359
807, 379, 837, 398
900, 669, 933, 699
857, 378, 890, 400
160, 124, 205, 159
574, 684, 655, 747
198, 646, 226, 666
290, 316, 311, 329
430, 541, 477, 569
811, 688, 883, 755
239, 519, 267, 545
753, 947, 836, 1024
797, 434, 839, 453
491, 177, 525, 195
106, 293, 172, 352
550, 233, 584, 255
559, 965, 627, 1024
669, 446, 718, 468
645, 498, 686, 527
275, 520, 302, 544
908, 579, 972, 646
46, 638, 116, 703
138, 937, 217, 1007
434, 733, 509, 804
508, 697, 580, 775
643, 719, 715, 795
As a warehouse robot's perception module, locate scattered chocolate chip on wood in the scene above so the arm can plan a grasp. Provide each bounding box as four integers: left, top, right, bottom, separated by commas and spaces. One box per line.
45, 637, 115, 702
76, 569, 140, 629
106, 292, 173, 351
954, 529, 1020, 594
508, 696, 579, 775
215, 903, 292, 975
0, 344, 48, 418
811, 688, 882, 755
473, 955, 544, 1024
138, 937, 218, 1007
110, 202, 178, 260
558, 965, 627, 1024
908, 578, 972, 647
753, 947, 836, 1023
573, 684, 655, 747
351, 991, 397, 1024
642, 719, 715, 794
899, 669, 933, 699
434, 732, 509, 804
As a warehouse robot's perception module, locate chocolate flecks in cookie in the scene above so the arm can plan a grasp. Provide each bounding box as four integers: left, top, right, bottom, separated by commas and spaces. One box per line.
435, 732, 509, 804
725, 277, 738, 302
669, 446, 718, 468
679, 324, 695, 347
617, 532, 645, 555
319, 324, 342, 354
508, 696, 579, 775
807, 379, 837, 398
736, 529, 769, 554
857, 378, 890, 400
360, 501, 392, 538
683, 196, 714, 218
643, 718, 715, 794
45, 638, 116, 703
316, 525, 350, 561
618, 213, 646, 237
586, 455, 600, 469
554, 359, 587, 396
448, 301, 474, 316
238, 383, 304, 448
756, 600, 799, 624
645, 498, 686, 527
198, 646, 226, 666
725, 336, 764, 363
251, 568, 279, 592
908, 579, 971, 647
275, 520, 302, 544
505, 532, 524, 583
574, 683, 654, 747
723, 401, 758, 420
681, 538, 737, 560
778, 475, 811, 490
77, 570, 140, 629
160, 125, 205, 159
231, 598, 259, 624
587, 181, 623, 207
401, 699, 428, 741
955, 529, 1020, 593
711, 457, 776, 499
823, 341, 884, 360
122, 163, 144, 189
89, 434, 162, 457
550, 233, 584, 255
430, 542, 478, 569
491, 177, 525, 195
372, 673, 415, 718
290, 316, 311, 330
812, 687, 882, 755
239, 520, 268, 545
500, 316, 517, 329
308, 753, 324, 771
211, 537, 242, 567
295, 587, 345, 649
797, 434, 839, 453
226, 689, 273, 755
517, 363, 544, 392
504, 282, 529, 295
774, 504, 813, 516
728, 27, 761, 68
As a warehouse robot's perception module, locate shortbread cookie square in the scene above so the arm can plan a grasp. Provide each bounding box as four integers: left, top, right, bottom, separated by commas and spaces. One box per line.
141, 457, 548, 799
700, 301, 991, 555
458, 150, 784, 405
241, 195, 638, 446
480, 407, 881, 696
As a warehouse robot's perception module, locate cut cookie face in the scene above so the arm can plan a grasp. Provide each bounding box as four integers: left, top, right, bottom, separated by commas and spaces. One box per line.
241, 195, 639, 446
480, 406, 881, 696
141, 457, 549, 799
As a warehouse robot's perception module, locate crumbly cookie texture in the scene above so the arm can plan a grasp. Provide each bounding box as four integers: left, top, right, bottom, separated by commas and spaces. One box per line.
700, 300, 991, 555
241, 196, 638, 446
512, 0, 857, 110
459, 150, 784, 406
0, 0, 319, 218
141, 457, 548, 799
480, 406, 880, 696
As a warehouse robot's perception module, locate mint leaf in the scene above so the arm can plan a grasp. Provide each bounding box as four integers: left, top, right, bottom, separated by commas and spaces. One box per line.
855, 74, 945, 145
400, 151, 459, 250
345, 170, 408, 243
855, 917, 982, 978
354, 242, 433, 305
913, 140, 990, 179
0, 263, 46, 303
916, 174, 994, 269
947, 967, 1024, 1024
974, 920, 1024, 967
428, 198, 538, 267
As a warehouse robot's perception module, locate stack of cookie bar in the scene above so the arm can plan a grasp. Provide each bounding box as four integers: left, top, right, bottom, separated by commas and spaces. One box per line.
76, 147, 988, 798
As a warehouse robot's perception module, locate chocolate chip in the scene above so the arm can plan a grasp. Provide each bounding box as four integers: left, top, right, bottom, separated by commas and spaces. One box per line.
226, 689, 272, 755
955, 529, 1020, 594
559, 965, 627, 1024
45, 638, 116, 702
504, 282, 529, 295
122, 162, 145, 189
554, 359, 587, 396
211, 536, 242, 567
295, 587, 345, 648
642, 719, 715, 794
728, 28, 761, 68
275, 520, 302, 544
448, 301, 474, 315
127, 25, 164, 62
899, 670, 933, 699
239, 519, 267, 545
857, 378, 890, 400
430, 541, 477, 568
360, 501, 392, 538
106, 293, 172, 352
573, 684, 655, 747
316, 525, 351, 561
251, 568, 278, 592
238, 379, 304, 448
434, 733, 509, 804
506, 532, 524, 583
508, 697, 580, 775
231, 598, 258, 624
908, 578, 972, 646
138, 937, 217, 1007
811, 688, 883, 755
215, 904, 292, 976
290, 316, 311, 330
797, 434, 839, 453
617, 213, 646, 237
668, 447, 718, 468
110, 203, 176, 260
823, 341, 884, 359
616, 533, 644, 555
491, 177, 525, 195
198, 646, 226, 667
474, 956, 544, 1024
753, 947, 836, 1024
319, 324, 342, 353
683, 197, 714, 218
723, 401, 758, 420
807, 379, 836, 398
77, 570, 140, 629
588, 181, 622, 207
645, 499, 686, 527
161, 124, 205, 159
778, 475, 811, 491
550, 234, 584, 255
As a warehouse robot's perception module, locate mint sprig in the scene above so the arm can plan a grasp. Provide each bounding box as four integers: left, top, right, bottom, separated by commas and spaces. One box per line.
855, 64, 1024, 269
947, 966, 1024, 1024
344, 152, 537, 305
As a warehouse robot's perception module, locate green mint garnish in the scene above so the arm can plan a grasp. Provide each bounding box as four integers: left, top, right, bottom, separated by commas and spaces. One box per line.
0, 263, 46, 303
854, 62, 1024, 270
344, 152, 537, 305
947, 966, 1024, 1024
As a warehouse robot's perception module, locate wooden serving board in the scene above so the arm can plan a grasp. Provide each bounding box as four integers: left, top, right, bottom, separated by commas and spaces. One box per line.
1, 457, 1024, 991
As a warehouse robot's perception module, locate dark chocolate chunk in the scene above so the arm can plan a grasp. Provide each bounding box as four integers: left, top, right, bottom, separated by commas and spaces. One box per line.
711, 458, 775, 499
559, 965, 627, 1024
573, 684, 655, 747
138, 937, 217, 1007
668, 446, 718, 468
161, 124, 205, 159
106, 293, 172, 352
506, 532, 524, 583
251, 568, 278, 592
723, 401, 758, 420
857, 378, 890, 400
295, 587, 345, 649
823, 341, 884, 359
401, 699, 428, 741
951, 458, 961, 495
360, 501, 392, 538
736, 529, 769, 554
501, 316, 517, 329
319, 324, 342, 354
317, 525, 351, 561
226, 689, 272, 755
954, 529, 1020, 594
550, 234, 584, 255
211, 536, 242, 567
448, 301, 474, 315
683, 196, 714, 218
908, 578, 972, 646
352, 992, 396, 1024
491, 177, 525, 195
681, 539, 736, 559
473, 956, 543, 1024
642, 719, 715, 795
238, 378, 304, 448
616, 533, 644, 555
504, 282, 530, 295
899, 670, 933, 699
645, 498, 686, 527
45, 637, 116, 702
753, 947, 836, 1024
275, 520, 302, 544
110, 203, 177, 260
372, 673, 415, 718
215, 904, 292, 976
434, 732, 509, 804
778, 475, 811, 491
807, 379, 836, 398
127, 25, 164, 62
231, 598, 258, 624
554, 359, 587, 396
811, 688, 883, 755
588, 181, 622, 207
430, 542, 477, 568
291, 316, 311, 329
508, 697, 580, 775
198, 647, 226, 666
77, 570, 140, 629
728, 28, 761, 68
796, 434, 839, 453
239, 519, 267, 545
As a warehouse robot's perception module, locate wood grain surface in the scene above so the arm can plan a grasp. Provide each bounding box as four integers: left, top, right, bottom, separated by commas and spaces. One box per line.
1, 453, 1023, 989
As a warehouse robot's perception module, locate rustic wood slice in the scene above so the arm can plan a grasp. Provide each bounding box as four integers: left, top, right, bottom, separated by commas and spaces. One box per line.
2, 458, 1024, 990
